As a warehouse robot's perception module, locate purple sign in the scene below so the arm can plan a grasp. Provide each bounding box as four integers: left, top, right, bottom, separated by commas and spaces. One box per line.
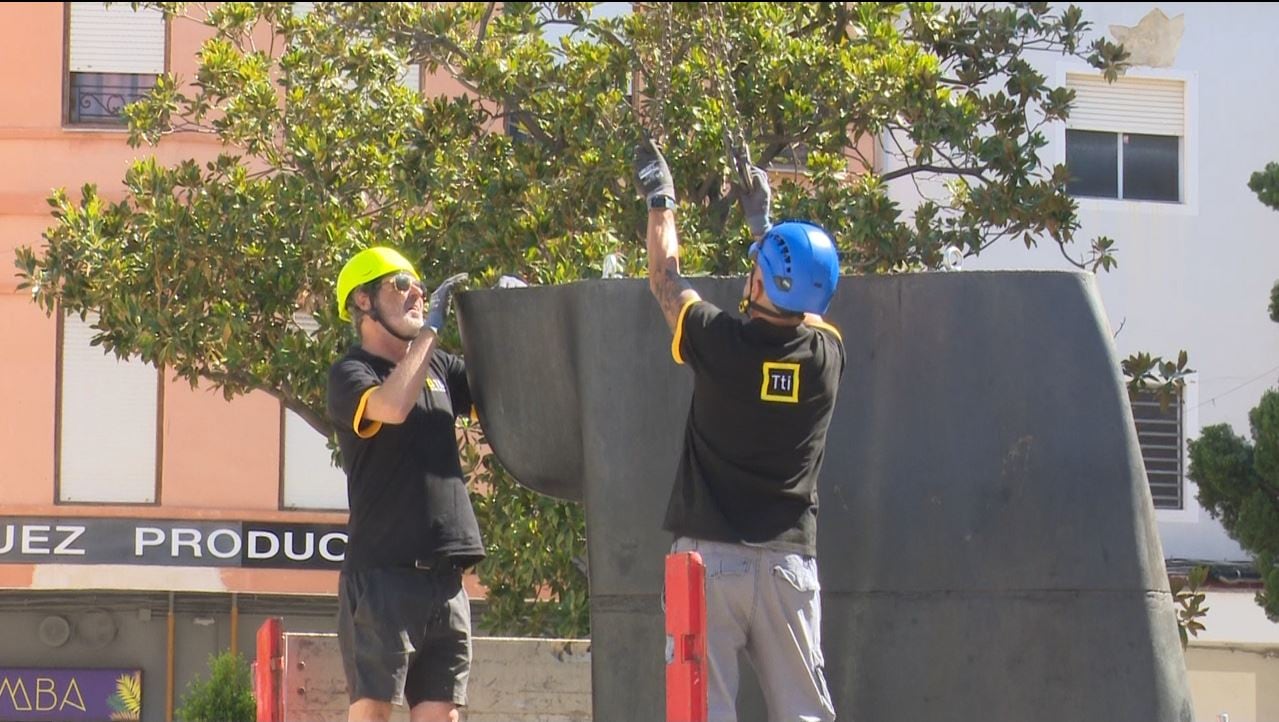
0, 668, 140, 722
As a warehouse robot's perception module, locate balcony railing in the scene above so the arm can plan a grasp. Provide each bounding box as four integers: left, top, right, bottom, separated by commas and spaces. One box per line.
68, 73, 156, 125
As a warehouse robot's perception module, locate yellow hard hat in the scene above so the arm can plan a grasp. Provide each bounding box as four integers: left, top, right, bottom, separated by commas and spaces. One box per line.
335, 247, 420, 322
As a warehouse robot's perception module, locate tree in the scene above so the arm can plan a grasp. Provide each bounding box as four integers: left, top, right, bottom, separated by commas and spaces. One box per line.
1188, 392, 1279, 620
175, 651, 256, 722
1248, 162, 1279, 322
1181, 161, 1279, 622
15, 2, 1127, 636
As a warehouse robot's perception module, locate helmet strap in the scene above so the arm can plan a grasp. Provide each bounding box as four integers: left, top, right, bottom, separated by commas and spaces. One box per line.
742, 299, 801, 321
366, 290, 420, 342
740, 267, 802, 321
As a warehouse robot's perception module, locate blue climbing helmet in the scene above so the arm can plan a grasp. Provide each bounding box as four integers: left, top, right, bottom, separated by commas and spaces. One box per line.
748, 220, 840, 315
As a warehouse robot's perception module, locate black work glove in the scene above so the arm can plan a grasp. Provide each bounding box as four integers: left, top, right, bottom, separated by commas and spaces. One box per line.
633, 137, 675, 204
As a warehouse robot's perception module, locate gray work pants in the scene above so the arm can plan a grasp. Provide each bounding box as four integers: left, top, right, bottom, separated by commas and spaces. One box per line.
672, 537, 836, 722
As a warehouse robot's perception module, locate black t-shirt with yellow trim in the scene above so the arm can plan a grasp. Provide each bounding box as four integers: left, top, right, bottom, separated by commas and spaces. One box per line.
327, 345, 484, 572
664, 300, 845, 556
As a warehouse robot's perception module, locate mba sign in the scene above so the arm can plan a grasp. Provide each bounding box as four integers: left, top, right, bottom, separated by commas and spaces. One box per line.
0, 518, 346, 570
0, 668, 141, 722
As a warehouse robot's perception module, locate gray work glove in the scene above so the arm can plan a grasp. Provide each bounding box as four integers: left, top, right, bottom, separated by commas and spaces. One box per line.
425, 273, 468, 332
733, 148, 772, 240
495, 275, 528, 289
633, 137, 675, 204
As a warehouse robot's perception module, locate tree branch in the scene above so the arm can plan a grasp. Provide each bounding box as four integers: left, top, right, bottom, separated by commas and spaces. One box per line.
881, 163, 988, 182
473, 2, 497, 52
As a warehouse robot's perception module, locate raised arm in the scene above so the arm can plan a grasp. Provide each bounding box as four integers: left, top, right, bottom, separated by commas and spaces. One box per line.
361, 273, 467, 423
634, 138, 699, 332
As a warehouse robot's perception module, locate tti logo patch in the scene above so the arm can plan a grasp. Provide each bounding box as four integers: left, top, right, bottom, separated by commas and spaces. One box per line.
760, 362, 801, 403
426, 378, 446, 393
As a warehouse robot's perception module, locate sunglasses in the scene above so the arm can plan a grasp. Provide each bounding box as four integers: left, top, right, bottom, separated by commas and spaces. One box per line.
380, 272, 426, 295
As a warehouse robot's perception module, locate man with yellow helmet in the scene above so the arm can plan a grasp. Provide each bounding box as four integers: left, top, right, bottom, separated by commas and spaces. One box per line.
327, 247, 475, 722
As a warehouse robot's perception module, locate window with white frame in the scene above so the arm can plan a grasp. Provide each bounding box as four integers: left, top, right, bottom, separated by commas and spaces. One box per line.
280, 313, 348, 510
1130, 387, 1185, 510
59, 313, 159, 503
1065, 73, 1185, 203
67, 3, 166, 125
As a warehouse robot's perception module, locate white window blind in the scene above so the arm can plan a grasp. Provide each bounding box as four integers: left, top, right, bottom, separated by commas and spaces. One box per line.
1066, 73, 1184, 136
281, 314, 348, 510
399, 64, 421, 93
68, 3, 166, 74
282, 409, 349, 510
59, 313, 158, 503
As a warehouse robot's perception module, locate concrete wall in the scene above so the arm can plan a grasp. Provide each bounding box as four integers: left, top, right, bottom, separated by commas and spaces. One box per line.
274, 634, 592, 722
1185, 642, 1279, 722
0, 591, 592, 722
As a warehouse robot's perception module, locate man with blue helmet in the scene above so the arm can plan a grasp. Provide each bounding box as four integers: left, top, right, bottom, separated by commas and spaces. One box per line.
635, 138, 844, 722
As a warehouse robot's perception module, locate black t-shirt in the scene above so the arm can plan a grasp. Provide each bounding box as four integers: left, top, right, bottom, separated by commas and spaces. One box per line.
327, 345, 485, 572
663, 300, 846, 556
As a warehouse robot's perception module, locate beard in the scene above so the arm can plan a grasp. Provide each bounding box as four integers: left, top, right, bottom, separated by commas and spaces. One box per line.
374, 297, 425, 339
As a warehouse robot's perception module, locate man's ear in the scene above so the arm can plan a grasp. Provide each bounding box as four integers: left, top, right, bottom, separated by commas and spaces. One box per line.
354, 287, 373, 314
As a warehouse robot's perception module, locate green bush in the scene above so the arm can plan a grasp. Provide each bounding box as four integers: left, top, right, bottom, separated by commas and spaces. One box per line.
462, 422, 590, 638
175, 652, 256, 722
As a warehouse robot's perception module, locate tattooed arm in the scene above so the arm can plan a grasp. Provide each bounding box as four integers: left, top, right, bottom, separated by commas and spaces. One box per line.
647, 207, 701, 332
633, 137, 699, 332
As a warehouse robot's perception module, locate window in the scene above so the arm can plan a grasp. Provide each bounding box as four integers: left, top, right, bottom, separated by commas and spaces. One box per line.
280, 313, 348, 510
282, 408, 348, 510
1065, 73, 1185, 202
537, 3, 632, 58
1130, 388, 1184, 510
398, 63, 422, 94
66, 3, 166, 126
59, 313, 159, 503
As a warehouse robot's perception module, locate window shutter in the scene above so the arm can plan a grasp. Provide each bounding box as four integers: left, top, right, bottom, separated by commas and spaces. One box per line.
68, 3, 166, 74
59, 313, 158, 503
1131, 389, 1184, 510
1066, 73, 1184, 136
399, 64, 421, 93
282, 409, 349, 510
281, 314, 348, 510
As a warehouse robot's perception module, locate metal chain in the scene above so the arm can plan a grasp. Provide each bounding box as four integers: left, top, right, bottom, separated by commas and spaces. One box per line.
705, 2, 751, 188
634, 2, 675, 142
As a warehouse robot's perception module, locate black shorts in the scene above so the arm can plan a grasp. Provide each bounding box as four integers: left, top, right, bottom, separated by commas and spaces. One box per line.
337, 566, 472, 707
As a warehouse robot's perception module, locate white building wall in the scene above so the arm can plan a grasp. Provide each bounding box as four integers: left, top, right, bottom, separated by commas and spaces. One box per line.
887, 2, 1279, 564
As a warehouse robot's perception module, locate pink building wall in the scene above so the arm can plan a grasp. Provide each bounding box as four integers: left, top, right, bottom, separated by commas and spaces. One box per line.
0, 2, 343, 596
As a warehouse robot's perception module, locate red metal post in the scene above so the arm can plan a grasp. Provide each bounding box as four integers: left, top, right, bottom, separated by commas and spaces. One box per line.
666, 551, 708, 722
254, 617, 283, 722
